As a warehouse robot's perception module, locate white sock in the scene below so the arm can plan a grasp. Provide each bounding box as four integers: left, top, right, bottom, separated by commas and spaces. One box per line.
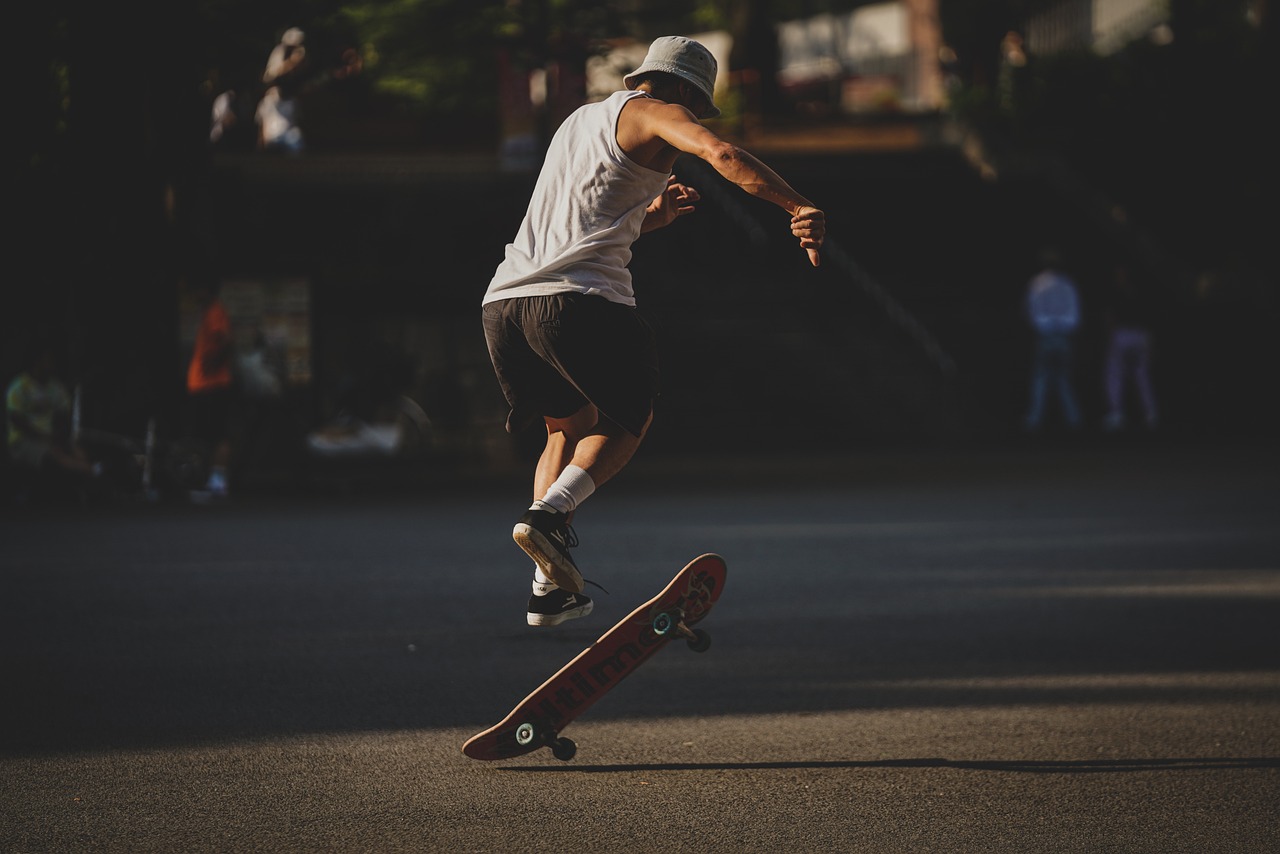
536, 464, 595, 515
533, 564, 556, 596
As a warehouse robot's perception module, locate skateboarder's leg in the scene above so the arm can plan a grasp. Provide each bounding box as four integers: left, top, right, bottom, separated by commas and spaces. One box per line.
517, 405, 650, 604
533, 409, 590, 507
535, 405, 651, 515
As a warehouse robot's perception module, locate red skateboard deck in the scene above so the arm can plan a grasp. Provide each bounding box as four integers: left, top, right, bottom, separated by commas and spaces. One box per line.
462, 553, 727, 761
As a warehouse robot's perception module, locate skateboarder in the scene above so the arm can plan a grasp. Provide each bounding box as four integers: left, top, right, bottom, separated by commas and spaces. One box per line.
482, 35, 825, 627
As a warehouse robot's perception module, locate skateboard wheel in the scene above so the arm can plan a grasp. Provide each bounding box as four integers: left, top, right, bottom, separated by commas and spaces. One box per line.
687, 629, 711, 653
551, 737, 577, 762
516, 722, 539, 747
652, 611, 677, 637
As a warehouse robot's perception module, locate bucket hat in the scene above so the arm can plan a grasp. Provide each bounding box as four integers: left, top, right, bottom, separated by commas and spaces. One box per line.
623, 36, 721, 119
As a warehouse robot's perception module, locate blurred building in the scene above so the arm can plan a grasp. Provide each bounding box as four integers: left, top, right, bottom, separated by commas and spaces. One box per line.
1024, 0, 1170, 56
775, 0, 944, 114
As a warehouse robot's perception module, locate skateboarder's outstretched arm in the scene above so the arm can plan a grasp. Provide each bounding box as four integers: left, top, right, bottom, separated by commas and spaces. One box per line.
618, 97, 825, 267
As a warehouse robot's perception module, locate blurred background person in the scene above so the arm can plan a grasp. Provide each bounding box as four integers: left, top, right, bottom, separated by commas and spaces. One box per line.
1023, 246, 1083, 432
1102, 263, 1159, 431
209, 87, 238, 146
186, 281, 235, 499
257, 27, 309, 154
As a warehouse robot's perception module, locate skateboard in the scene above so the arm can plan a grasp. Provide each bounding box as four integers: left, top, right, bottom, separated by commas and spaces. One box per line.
462, 553, 728, 761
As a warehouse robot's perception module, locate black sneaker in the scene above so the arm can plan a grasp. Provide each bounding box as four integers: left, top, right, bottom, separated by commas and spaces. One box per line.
527, 587, 594, 627
513, 508, 584, 593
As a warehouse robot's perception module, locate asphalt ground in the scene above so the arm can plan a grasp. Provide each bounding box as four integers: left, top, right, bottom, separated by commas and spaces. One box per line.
2, 440, 1278, 852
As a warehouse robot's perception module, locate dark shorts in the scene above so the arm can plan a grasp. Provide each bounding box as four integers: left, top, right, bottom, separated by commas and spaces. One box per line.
482, 293, 659, 438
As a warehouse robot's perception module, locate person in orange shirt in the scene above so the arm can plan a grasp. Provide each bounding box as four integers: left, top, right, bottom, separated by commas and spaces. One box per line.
186, 281, 235, 498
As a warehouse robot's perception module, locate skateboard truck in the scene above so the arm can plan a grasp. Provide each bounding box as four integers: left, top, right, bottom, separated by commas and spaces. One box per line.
515, 721, 578, 761
651, 608, 712, 653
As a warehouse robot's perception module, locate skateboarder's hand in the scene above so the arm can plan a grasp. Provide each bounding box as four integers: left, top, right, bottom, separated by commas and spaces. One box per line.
792, 205, 825, 267
643, 176, 700, 232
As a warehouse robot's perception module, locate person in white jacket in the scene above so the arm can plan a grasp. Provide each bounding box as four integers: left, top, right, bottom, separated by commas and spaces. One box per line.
482, 36, 826, 626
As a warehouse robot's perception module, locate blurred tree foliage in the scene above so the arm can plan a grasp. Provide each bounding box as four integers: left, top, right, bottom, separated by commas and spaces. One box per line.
20, 0, 1271, 174
189, 0, 884, 128
14, 0, 1043, 166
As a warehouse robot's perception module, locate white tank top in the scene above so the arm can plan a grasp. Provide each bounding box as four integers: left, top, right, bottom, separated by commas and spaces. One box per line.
483, 90, 671, 307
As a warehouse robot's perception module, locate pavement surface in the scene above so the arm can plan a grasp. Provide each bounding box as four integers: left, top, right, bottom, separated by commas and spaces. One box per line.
2, 440, 1278, 852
